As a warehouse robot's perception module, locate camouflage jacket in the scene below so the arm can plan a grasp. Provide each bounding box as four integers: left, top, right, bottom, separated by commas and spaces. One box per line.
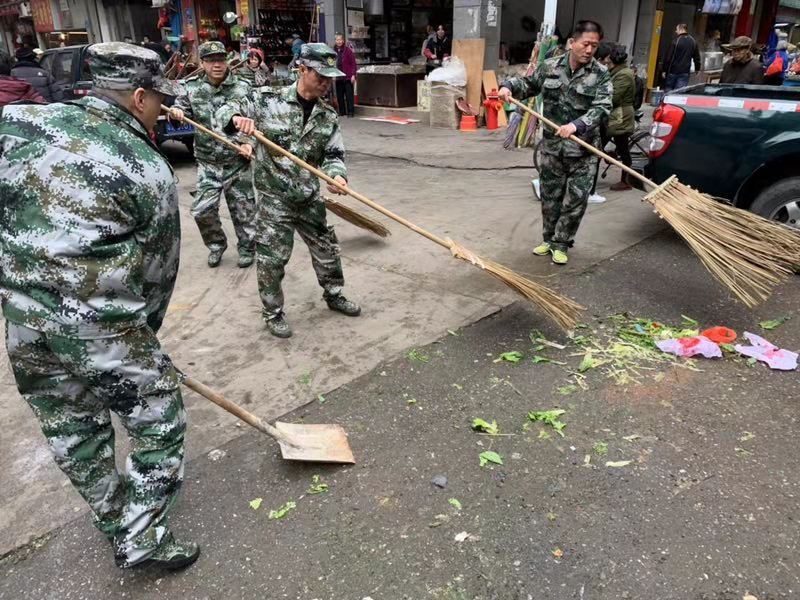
217, 82, 346, 204
0, 95, 180, 339
174, 69, 252, 163
503, 52, 612, 157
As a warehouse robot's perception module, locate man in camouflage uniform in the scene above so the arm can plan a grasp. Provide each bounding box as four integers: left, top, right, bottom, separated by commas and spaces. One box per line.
170, 40, 256, 268
220, 43, 361, 338
0, 43, 198, 570
499, 20, 612, 265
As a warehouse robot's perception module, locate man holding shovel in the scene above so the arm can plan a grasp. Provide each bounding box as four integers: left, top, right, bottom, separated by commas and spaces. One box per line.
0, 43, 197, 569
170, 40, 256, 269
498, 20, 612, 265
218, 43, 361, 339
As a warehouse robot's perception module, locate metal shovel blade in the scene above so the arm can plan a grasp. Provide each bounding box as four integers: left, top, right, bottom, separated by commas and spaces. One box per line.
275, 422, 356, 464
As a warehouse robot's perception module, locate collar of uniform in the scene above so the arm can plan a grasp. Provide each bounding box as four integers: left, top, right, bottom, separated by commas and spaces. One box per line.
80, 94, 149, 139
561, 52, 597, 77
281, 81, 305, 104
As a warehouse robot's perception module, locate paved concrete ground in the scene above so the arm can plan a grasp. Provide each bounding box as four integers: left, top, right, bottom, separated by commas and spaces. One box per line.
2, 230, 798, 600
0, 119, 664, 557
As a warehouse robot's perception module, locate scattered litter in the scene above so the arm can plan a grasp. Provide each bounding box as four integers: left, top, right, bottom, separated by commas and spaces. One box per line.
431, 475, 448, 489
471, 418, 499, 435
735, 447, 753, 457
743, 593, 759, 600
317, 394, 326, 404
407, 398, 417, 405
452, 383, 463, 390
407, 348, 430, 362
605, 460, 632, 468
528, 409, 567, 437
552, 548, 564, 558
307, 475, 329, 495
494, 351, 523, 363
478, 451, 504, 467
578, 353, 603, 372
557, 384, 578, 395
447, 329, 460, 336
735, 332, 798, 371
429, 514, 449, 527
454, 531, 478, 543
359, 116, 420, 125
538, 430, 551, 440
248, 498, 263, 510
759, 316, 789, 331
583, 454, 591, 467
700, 326, 736, 344
267, 500, 297, 520
547, 512, 558, 521
656, 336, 722, 359
622, 434, 641, 442
448, 498, 462, 510
593, 441, 608, 456
207, 449, 227, 462
511, 452, 522, 460
739, 431, 755, 442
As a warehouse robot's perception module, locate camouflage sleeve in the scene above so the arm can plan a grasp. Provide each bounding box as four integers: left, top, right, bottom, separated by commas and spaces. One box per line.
173, 89, 193, 118
501, 62, 546, 100
575, 70, 612, 133
215, 92, 253, 132
320, 121, 347, 180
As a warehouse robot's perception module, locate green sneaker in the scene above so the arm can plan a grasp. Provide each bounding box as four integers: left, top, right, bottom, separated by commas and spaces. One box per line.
142, 535, 200, 571
532, 242, 551, 256
551, 249, 569, 265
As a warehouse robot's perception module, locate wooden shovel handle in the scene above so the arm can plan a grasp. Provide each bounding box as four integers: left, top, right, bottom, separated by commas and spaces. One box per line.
159, 105, 251, 160
508, 97, 656, 189
181, 376, 296, 446
249, 129, 450, 249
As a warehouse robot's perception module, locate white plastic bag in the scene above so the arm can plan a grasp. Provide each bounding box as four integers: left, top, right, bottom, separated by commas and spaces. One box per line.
427, 57, 467, 87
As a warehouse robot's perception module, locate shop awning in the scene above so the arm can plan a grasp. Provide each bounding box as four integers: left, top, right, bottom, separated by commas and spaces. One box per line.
0, 0, 20, 17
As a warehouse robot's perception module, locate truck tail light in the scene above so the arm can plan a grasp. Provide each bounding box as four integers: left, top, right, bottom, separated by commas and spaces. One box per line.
648, 104, 685, 158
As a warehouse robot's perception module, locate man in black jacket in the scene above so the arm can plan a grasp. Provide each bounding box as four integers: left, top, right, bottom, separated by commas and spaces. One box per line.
662, 24, 701, 91
11, 47, 63, 102
720, 36, 764, 84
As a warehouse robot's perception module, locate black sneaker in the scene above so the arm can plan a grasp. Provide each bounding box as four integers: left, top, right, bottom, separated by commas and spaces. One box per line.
207, 249, 224, 268
237, 254, 254, 268
326, 295, 361, 317
265, 313, 292, 338
142, 536, 200, 571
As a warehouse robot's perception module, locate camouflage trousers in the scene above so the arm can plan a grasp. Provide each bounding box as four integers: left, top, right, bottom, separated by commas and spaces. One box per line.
5, 322, 186, 568
256, 196, 344, 319
191, 159, 256, 257
538, 151, 596, 251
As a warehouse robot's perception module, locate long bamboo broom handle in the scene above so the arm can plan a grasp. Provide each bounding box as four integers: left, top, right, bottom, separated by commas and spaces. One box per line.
160, 105, 252, 159
508, 97, 656, 190
249, 129, 453, 250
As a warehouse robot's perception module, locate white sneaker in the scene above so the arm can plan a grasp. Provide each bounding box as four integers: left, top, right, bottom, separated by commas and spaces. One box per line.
531, 178, 541, 201
587, 193, 607, 204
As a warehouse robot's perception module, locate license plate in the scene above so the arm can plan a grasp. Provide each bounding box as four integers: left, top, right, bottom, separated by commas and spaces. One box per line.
166, 121, 194, 134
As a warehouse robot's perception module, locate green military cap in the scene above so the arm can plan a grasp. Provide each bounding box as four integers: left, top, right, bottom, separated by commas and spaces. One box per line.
199, 41, 227, 59
297, 42, 346, 78
86, 42, 180, 97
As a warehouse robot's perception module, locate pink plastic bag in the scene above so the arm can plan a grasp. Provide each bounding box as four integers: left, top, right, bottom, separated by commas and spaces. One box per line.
656, 336, 722, 359
734, 332, 798, 371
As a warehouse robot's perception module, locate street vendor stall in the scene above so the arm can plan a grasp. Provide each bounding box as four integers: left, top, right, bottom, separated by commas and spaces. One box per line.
356, 62, 425, 107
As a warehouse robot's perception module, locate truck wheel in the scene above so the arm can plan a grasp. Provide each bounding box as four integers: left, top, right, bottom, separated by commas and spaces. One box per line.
750, 177, 800, 230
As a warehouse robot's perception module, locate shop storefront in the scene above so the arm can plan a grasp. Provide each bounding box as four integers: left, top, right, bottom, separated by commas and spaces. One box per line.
252, 0, 316, 63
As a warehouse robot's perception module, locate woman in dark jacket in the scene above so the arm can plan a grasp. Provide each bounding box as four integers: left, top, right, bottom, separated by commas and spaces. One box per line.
11, 47, 62, 102
606, 45, 636, 191
334, 33, 357, 117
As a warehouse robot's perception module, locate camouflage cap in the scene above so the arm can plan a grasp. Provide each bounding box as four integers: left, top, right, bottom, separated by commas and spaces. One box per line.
199, 41, 227, 59
297, 42, 346, 78
87, 42, 180, 97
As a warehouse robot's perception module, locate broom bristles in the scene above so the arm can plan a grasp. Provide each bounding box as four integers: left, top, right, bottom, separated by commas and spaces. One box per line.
324, 197, 391, 238
645, 177, 800, 307
448, 239, 584, 330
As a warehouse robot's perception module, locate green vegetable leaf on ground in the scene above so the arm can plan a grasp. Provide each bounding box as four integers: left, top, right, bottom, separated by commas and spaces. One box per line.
531, 355, 551, 364
448, 498, 462, 510
471, 418, 500, 435
267, 500, 297, 520
681, 314, 699, 327
557, 384, 578, 395
528, 409, 567, 437
578, 353, 600, 373
494, 351, 523, 363
407, 348, 430, 362
307, 475, 328, 495
478, 451, 504, 467
759, 317, 789, 331
249, 498, 263, 510
593, 441, 608, 456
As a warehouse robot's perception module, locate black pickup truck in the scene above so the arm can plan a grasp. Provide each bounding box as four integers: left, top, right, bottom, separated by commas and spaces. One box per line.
39, 44, 194, 153
646, 84, 800, 229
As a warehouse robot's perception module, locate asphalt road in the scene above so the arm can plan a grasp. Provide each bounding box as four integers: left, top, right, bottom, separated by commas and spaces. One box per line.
2, 230, 798, 600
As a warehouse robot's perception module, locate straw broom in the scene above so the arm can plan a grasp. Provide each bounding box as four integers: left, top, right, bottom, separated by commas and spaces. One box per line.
509, 97, 800, 307
160, 106, 390, 239
245, 128, 584, 330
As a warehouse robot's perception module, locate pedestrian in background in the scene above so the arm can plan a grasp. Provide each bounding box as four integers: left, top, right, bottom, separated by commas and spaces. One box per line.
11, 46, 62, 102
765, 39, 789, 85
499, 20, 612, 266
606, 44, 636, 191
662, 23, 701, 91
424, 25, 451, 74
0, 50, 44, 106
334, 33, 357, 117
239, 48, 271, 87
720, 36, 764, 84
